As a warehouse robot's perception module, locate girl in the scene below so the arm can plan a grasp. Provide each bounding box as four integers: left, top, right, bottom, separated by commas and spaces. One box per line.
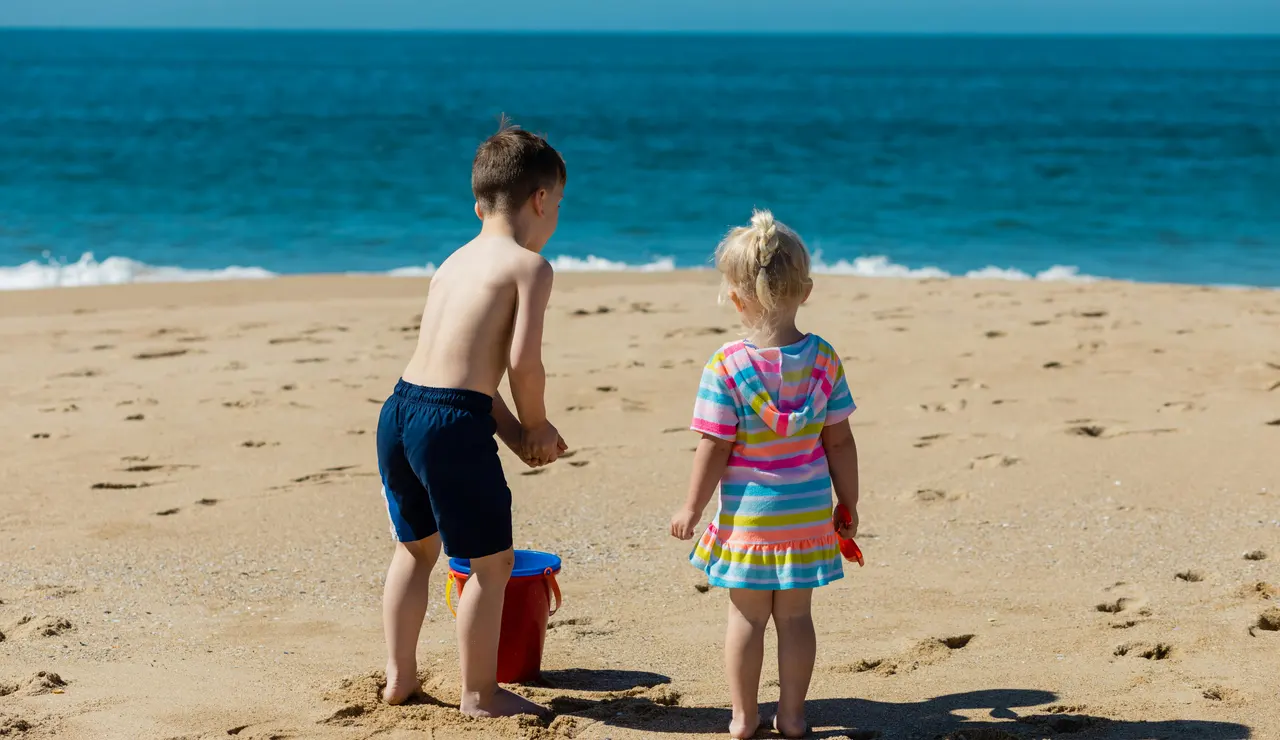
670, 210, 860, 739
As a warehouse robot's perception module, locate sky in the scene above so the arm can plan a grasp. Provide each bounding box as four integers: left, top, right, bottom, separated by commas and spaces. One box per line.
2, 0, 1278, 34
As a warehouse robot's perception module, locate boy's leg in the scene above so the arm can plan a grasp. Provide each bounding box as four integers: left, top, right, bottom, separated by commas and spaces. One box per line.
726, 588, 773, 739
772, 588, 815, 738
456, 547, 546, 718
381, 534, 441, 704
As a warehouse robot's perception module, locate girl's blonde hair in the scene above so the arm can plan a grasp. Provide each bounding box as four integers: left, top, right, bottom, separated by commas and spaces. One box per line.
715, 209, 812, 319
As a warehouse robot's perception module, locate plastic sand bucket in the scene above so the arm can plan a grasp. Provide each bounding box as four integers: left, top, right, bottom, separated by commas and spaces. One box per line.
445, 550, 562, 684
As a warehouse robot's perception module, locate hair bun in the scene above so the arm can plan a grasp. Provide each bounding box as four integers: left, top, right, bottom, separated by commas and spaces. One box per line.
751, 209, 779, 266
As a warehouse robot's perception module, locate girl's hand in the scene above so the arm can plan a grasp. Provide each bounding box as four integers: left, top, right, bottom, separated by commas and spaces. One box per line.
836, 506, 859, 540
670, 508, 702, 540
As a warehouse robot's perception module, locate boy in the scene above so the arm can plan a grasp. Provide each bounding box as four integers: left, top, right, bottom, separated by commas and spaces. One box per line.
376, 122, 567, 717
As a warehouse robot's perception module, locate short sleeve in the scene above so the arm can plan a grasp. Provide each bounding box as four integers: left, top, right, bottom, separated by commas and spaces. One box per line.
824, 354, 856, 426
690, 352, 739, 441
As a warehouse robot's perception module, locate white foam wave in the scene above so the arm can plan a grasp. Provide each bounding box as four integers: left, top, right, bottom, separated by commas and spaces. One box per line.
0, 252, 275, 291
382, 255, 678, 278
0, 251, 1095, 291
810, 254, 1094, 282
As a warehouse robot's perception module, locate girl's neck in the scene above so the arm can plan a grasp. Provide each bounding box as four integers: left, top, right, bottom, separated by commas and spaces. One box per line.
746, 316, 805, 349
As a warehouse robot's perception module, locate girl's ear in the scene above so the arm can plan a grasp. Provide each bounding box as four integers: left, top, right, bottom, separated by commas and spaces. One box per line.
474, 202, 483, 221
728, 290, 745, 314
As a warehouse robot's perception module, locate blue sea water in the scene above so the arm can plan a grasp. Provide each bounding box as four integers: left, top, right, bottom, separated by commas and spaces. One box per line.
1, 30, 1278, 288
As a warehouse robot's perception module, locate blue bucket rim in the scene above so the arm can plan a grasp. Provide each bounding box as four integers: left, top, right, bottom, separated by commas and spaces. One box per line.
449, 549, 561, 578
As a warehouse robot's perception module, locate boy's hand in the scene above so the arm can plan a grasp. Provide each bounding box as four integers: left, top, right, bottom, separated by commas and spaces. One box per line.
670, 507, 702, 540
521, 420, 564, 467
836, 506, 859, 540
518, 434, 568, 468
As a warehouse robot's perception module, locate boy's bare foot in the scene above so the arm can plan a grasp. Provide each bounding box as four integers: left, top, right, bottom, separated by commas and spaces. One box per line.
729, 711, 761, 739
773, 712, 809, 739
460, 686, 548, 719
381, 670, 421, 705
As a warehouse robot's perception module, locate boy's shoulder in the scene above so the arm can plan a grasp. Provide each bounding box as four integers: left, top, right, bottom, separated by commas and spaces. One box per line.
437, 238, 552, 284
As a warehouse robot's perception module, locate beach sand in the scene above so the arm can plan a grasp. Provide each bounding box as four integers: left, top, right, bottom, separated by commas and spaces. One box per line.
1, 273, 1277, 740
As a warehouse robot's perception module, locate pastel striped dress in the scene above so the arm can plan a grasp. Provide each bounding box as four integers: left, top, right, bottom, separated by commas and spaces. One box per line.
689, 334, 855, 590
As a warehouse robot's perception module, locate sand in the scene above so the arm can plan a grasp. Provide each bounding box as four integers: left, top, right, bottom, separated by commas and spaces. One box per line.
0, 273, 1277, 740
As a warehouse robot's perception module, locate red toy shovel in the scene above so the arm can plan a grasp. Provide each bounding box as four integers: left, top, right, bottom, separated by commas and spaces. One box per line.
833, 504, 864, 567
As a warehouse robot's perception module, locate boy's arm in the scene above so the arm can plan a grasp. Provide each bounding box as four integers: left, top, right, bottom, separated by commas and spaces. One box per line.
491, 391, 523, 453
821, 419, 860, 537
670, 435, 734, 540
507, 258, 559, 460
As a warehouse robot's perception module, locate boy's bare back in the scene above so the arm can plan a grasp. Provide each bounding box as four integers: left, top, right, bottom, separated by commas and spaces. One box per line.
401, 235, 551, 398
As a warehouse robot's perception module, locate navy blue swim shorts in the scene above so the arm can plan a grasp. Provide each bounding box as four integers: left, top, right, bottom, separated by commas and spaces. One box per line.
376, 380, 513, 558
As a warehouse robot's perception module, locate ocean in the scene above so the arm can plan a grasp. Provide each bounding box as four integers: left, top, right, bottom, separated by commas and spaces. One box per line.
1, 30, 1278, 289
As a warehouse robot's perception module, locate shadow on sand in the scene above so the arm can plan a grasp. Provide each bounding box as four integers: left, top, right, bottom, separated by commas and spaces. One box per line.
542, 685, 1251, 739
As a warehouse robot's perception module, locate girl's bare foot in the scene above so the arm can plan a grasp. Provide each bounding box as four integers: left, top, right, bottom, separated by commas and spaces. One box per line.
774, 712, 809, 739
460, 686, 548, 719
381, 669, 421, 705
729, 710, 761, 739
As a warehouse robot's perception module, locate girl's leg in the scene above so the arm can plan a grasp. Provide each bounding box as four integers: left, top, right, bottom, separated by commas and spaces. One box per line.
382, 534, 441, 704
772, 588, 816, 738
726, 588, 774, 739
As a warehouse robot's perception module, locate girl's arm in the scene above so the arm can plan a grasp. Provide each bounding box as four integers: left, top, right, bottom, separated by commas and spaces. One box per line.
821, 419, 860, 538
670, 435, 734, 540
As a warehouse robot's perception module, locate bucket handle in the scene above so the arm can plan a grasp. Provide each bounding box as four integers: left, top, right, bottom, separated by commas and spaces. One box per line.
444, 569, 562, 618
445, 571, 459, 618
545, 568, 562, 617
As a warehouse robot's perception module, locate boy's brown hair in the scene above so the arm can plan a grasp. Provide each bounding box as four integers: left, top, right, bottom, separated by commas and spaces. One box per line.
471, 119, 567, 215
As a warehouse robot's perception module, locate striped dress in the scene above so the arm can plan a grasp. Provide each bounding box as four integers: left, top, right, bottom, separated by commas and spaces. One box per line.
689, 333, 856, 590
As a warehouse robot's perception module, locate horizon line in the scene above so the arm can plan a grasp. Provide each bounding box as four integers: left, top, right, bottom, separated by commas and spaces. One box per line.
2, 26, 1279, 37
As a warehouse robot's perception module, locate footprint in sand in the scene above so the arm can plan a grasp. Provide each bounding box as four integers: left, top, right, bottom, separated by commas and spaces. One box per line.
571, 306, 614, 316
1244, 550, 1268, 561
910, 488, 961, 504
1068, 424, 1108, 438
155, 508, 180, 516
4, 672, 67, 697
970, 454, 1019, 470
835, 635, 975, 677
125, 414, 145, 421
568, 461, 590, 468
920, 400, 968, 413
1202, 686, 1244, 703
196, 498, 218, 507
30, 433, 50, 440
1114, 642, 1174, 660
91, 482, 151, 490
287, 466, 372, 486
133, 349, 188, 360
1175, 570, 1206, 583
664, 326, 728, 339
1267, 419, 1280, 427
914, 433, 948, 449
10, 615, 73, 639
0, 715, 33, 735
122, 463, 196, 473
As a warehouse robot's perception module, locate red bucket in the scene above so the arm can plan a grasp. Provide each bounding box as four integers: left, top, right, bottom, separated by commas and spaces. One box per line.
445, 550, 562, 684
